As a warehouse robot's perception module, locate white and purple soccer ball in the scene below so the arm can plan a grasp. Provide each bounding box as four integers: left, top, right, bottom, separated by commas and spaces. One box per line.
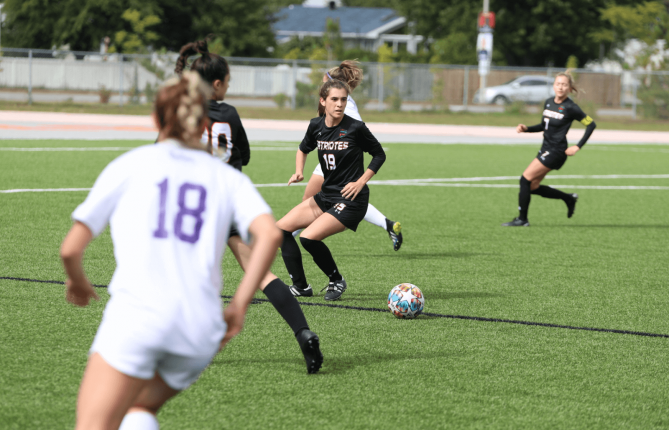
387, 283, 425, 319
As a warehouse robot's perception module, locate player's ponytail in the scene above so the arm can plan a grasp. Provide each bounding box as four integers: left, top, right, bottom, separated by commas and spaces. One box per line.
155, 71, 213, 152
175, 36, 230, 86
556, 70, 579, 94
326, 60, 363, 91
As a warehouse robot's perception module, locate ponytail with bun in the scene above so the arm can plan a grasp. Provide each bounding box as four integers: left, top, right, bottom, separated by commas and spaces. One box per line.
175, 36, 230, 86
326, 60, 363, 91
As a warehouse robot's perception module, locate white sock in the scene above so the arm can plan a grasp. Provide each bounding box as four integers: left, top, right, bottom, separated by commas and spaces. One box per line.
364, 204, 388, 230
292, 229, 302, 238
119, 411, 160, 430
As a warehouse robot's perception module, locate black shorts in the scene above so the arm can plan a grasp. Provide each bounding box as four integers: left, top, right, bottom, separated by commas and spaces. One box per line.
536, 149, 568, 170
313, 192, 368, 232
228, 224, 240, 238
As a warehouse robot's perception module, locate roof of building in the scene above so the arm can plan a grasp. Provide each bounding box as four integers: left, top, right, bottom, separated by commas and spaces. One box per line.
273, 5, 403, 36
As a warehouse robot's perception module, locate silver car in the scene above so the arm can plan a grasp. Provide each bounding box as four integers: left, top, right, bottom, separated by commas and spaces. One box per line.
473, 75, 555, 105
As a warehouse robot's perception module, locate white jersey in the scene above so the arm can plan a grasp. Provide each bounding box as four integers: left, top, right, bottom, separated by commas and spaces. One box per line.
72, 140, 271, 356
345, 95, 361, 121
312, 95, 362, 176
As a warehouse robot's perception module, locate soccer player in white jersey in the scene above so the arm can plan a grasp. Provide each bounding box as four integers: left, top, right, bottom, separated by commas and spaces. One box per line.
296, 60, 403, 251
60, 72, 282, 430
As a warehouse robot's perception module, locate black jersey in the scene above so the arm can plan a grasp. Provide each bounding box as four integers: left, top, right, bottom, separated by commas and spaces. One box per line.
532, 97, 593, 151
299, 114, 386, 200
201, 101, 250, 171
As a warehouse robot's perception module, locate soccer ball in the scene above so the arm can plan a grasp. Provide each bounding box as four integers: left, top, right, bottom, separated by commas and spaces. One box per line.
387, 283, 425, 319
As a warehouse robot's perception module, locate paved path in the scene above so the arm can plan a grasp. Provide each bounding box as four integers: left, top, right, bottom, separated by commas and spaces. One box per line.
0, 111, 666, 144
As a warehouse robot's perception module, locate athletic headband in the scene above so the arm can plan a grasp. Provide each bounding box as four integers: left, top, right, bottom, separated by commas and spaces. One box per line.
326, 72, 332, 80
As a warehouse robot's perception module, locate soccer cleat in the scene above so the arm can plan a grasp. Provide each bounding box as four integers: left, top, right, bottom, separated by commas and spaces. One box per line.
501, 217, 530, 227
321, 279, 347, 301
288, 284, 313, 297
296, 329, 323, 374
386, 219, 403, 251
567, 193, 578, 218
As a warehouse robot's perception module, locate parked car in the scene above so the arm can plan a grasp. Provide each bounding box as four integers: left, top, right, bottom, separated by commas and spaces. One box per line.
473, 75, 555, 105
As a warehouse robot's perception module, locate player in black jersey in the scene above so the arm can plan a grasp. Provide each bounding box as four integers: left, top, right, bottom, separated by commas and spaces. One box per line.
277, 79, 386, 301
295, 60, 403, 252
175, 38, 322, 373
502, 72, 596, 227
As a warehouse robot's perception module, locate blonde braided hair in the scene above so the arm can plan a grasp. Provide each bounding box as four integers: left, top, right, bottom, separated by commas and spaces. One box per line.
155, 71, 213, 152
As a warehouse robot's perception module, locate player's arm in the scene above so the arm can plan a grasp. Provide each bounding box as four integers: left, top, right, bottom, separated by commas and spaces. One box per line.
566, 109, 596, 155
61, 156, 128, 306
236, 117, 251, 166
290, 122, 317, 185
288, 150, 308, 185
517, 123, 544, 133
60, 222, 99, 307
341, 123, 386, 201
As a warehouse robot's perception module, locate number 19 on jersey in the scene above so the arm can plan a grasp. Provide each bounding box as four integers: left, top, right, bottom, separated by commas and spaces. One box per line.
323, 153, 336, 170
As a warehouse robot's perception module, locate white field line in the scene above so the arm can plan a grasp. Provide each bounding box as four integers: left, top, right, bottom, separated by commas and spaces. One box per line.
3, 175, 668, 194
1, 188, 92, 193
370, 174, 669, 183
0, 147, 133, 151
589, 146, 669, 154
0, 146, 298, 152
388, 183, 669, 190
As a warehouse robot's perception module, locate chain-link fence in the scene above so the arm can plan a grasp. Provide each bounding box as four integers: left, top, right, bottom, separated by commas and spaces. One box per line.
1, 47, 668, 119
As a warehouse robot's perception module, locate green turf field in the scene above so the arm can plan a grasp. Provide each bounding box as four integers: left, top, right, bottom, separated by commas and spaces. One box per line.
1, 139, 668, 429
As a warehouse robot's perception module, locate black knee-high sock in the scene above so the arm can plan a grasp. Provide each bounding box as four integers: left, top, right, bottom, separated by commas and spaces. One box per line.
280, 229, 308, 289
531, 185, 571, 201
299, 237, 343, 282
518, 176, 532, 221
262, 278, 309, 335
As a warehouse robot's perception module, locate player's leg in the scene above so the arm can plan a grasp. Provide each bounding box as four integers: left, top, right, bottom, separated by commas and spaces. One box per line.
502, 158, 551, 227
364, 203, 403, 251
293, 167, 325, 237
75, 353, 151, 430
303, 171, 324, 202
277, 197, 324, 292
530, 169, 578, 218
227, 236, 322, 373
300, 214, 347, 301
119, 373, 179, 430
227, 235, 280, 290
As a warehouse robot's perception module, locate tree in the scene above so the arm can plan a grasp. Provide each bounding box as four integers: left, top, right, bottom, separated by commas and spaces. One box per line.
1, 0, 284, 56
110, 9, 161, 54
192, 0, 279, 57
591, 1, 668, 61
391, 0, 644, 67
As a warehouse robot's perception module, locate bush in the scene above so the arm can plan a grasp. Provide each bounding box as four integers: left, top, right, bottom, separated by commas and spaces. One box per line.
386, 89, 402, 112
144, 82, 157, 104
352, 89, 370, 111
638, 75, 669, 120
295, 81, 318, 110
273, 93, 289, 109
504, 100, 527, 115
574, 99, 599, 120
99, 86, 112, 104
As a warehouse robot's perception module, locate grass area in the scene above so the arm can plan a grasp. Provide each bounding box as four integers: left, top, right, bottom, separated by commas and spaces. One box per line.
2, 99, 668, 132
1, 140, 669, 429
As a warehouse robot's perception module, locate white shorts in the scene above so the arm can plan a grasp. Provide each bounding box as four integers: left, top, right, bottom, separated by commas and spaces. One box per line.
312, 163, 323, 177
90, 309, 220, 390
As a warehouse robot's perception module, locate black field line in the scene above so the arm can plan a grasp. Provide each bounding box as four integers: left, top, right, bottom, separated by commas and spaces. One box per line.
4, 276, 669, 339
